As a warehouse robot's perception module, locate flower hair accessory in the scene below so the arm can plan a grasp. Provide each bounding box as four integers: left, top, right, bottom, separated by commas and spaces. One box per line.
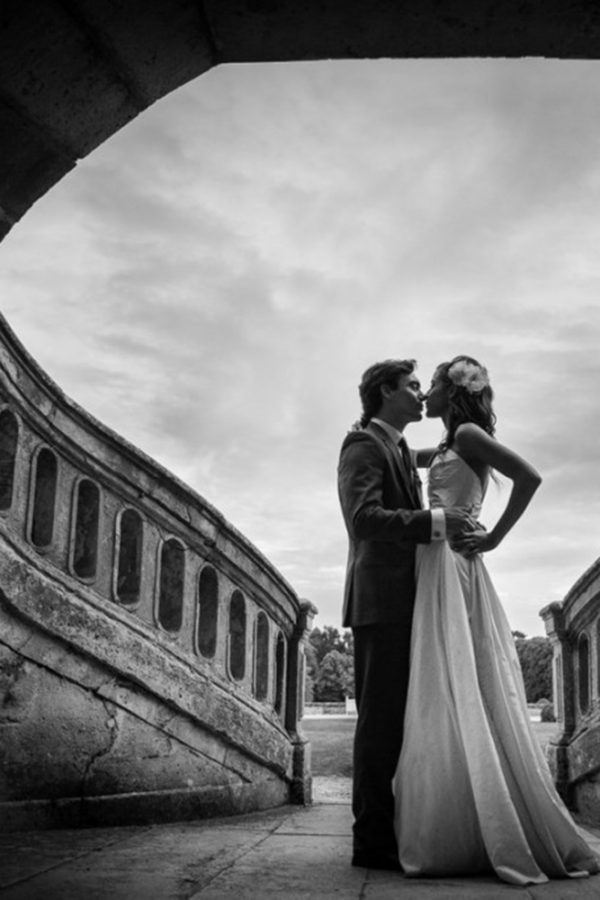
447, 360, 490, 394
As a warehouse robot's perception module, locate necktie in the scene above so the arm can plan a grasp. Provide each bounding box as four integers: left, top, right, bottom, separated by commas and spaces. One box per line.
397, 435, 411, 472
398, 435, 418, 501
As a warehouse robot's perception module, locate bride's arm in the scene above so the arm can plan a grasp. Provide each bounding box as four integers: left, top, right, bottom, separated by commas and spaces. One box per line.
415, 447, 439, 468
453, 423, 542, 555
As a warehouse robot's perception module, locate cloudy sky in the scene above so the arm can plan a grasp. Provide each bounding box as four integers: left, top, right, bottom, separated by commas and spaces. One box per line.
1, 58, 599, 637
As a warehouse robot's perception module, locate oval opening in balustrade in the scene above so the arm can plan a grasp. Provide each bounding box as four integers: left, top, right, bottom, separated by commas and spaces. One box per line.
229, 590, 246, 681
254, 611, 270, 701
597, 619, 600, 698
555, 653, 564, 722
115, 508, 143, 605
30, 447, 58, 548
72, 479, 100, 579
197, 565, 218, 658
578, 632, 590, 715
274, 631, 286, 717
158, 538, 184, 632
0, 409, 18, 511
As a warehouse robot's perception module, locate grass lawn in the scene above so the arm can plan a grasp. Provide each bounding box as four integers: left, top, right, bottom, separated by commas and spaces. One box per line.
303, 716, 558, 778
303, 717, 356, 778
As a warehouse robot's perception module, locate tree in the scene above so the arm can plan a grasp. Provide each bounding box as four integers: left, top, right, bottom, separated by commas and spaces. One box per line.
309, 626, 347, 665
342, 649, 355, 699
314, 649, 354, 701
305, 638, 318, 679
514, 636, 553, 703
307, 626, 355, 701
342, 629, 354, 656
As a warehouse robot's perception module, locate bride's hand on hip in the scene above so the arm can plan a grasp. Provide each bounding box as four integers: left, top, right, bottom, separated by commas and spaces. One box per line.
455, 528, 498, 558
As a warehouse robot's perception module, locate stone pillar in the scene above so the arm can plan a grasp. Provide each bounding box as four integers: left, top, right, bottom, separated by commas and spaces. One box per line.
541, 601, 574, 803
285, 599, 317, 805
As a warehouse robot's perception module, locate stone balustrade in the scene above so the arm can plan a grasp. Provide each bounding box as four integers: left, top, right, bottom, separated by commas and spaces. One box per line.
0, 313, 316, 829
541, 561, 600, 824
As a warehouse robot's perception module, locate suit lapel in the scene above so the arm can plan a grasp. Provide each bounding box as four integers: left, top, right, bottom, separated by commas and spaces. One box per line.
367, 422, 421, 509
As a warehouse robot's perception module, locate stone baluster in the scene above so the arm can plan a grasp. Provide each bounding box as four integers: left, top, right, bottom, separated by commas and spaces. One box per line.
541, 601, 574, 803
285, 598, 318, 804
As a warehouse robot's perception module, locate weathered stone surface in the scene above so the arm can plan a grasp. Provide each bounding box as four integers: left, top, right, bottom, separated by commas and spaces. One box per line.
0, 568, 286, 770
0, 649, 37, 724
2, 780, 289, 833
204, 0, 600, 62
575, 774, 600, 828
0, 647, 114, 801
72, 0, 215, 102
0, 101, 75, 220
189, 831, 359, 898
1, 795, 599, 899
0, 584, 294, 825
567, 722, 600, 783
0, 0, 143, 157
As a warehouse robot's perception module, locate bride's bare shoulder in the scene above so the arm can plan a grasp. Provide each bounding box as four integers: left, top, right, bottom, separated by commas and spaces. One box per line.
453, 422, 494, 452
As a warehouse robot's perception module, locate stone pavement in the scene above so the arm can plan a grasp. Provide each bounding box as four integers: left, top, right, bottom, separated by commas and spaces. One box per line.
1, 778, 599, 900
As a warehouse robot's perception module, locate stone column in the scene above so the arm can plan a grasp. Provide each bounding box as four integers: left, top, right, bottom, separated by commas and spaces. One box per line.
285, 599, 317, 805
541, 601, 574, 802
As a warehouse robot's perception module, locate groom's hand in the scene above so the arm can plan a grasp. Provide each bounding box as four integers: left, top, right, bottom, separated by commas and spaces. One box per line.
444, 508, 477, 539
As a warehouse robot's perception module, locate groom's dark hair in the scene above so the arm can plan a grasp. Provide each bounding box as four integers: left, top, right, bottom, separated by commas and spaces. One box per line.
358, 359, 416, 428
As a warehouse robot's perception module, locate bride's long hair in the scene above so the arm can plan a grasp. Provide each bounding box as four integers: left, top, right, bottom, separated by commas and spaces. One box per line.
436, 355, 496, 451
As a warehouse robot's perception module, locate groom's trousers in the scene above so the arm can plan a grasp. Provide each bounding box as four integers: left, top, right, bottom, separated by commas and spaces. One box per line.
352, 620, 413, 858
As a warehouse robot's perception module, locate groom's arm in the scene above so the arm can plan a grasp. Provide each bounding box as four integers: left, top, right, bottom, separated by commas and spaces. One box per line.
338, 434, 431, 543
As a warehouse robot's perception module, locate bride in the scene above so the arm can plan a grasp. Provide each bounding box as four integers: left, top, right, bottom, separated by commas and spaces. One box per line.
394, 355, 600, 885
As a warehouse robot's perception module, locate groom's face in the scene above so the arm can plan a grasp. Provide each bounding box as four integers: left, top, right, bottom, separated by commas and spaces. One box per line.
383, 373, 424, 425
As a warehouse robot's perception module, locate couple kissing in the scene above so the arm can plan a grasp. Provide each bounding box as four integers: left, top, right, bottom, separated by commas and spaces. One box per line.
337, 355, 599, 885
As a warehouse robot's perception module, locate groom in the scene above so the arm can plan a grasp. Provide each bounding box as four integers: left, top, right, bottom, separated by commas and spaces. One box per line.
337, 358, 472, 871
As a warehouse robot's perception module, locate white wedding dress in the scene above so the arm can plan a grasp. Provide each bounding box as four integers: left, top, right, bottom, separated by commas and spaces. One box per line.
393, 449, 599, 885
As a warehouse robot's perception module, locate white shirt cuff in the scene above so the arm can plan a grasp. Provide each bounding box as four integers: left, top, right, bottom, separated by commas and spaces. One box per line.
431, 508, 446, 541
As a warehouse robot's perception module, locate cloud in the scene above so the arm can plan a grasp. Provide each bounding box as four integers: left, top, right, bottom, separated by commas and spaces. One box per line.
2, 58, 600, 637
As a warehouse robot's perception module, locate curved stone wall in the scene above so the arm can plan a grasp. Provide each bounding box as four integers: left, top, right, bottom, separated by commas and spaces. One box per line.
541, 561, 600, 825
0, 312, 315, 830
2, 0, 600, 242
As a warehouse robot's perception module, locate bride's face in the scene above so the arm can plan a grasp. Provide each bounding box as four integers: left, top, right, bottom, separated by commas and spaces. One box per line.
425, 371, 449, 419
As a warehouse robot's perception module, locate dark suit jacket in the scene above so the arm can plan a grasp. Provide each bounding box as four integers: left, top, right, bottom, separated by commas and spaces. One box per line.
337, 421, 431, 627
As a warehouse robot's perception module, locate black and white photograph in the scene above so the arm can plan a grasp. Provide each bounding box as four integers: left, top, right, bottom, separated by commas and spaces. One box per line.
1, 3, 600, 898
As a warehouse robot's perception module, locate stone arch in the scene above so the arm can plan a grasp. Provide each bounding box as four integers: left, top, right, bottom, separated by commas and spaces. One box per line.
1, 2, 599, 243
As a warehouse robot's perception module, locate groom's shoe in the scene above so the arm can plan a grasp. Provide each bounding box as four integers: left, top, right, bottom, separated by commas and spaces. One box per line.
351, 851, 402, 872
